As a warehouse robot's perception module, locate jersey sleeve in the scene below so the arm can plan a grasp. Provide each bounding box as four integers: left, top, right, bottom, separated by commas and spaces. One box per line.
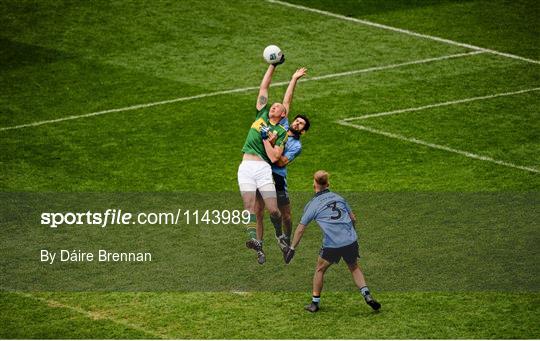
300, 200, 317, 226
283, 141, 301, 163
279, 117, 289, 130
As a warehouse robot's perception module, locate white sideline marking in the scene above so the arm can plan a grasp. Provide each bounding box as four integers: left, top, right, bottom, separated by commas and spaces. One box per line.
337, 121, 539, 174
0, 51, 480, 132
265, 0, 540, 65
343, 87, 540, 121
14, 292, 168, 339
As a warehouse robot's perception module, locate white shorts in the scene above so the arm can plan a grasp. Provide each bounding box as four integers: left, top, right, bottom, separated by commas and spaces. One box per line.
238, 160, 276, 196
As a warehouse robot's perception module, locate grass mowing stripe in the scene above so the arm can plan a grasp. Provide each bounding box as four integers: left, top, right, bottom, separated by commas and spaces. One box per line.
343, 87, 540, 121
265, 0, 540, 65
0, 51, 481, 132
337, 120, 540, 174
12, 292, 167, 339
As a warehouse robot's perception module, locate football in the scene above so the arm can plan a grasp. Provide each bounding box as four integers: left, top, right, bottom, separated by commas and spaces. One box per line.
263, 45, 282, 64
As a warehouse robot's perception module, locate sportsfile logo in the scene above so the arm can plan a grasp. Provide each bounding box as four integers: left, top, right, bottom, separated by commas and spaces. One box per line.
40, 208, 250, 228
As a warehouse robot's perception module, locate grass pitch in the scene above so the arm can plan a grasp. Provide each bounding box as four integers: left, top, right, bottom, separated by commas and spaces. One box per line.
1, 0, 539, 338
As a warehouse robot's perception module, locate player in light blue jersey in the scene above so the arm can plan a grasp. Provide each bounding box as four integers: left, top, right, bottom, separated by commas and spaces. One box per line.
284, 170, 381, 313
255, 114, 310, 249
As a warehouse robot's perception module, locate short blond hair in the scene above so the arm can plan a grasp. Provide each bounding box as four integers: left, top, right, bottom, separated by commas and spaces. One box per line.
314, 170, 329, 187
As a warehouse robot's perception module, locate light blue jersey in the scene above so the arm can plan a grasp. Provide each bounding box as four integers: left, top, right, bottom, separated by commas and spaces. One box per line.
272, 136, 302, 178
300, 189, 358, 248
279, 117, 289, 130
272, 117, 302, 178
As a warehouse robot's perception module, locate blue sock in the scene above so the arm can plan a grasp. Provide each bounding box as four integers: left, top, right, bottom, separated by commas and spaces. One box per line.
312, 295, 320, 305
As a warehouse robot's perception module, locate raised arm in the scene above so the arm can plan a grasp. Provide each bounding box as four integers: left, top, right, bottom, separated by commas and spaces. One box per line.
256, 65, 276, 111
282, 67, 307, 114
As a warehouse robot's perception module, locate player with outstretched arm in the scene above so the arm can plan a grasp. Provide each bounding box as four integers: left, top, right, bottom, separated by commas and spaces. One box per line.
237, 55, 288, 264
284, 170, 381, 312
254, 67, 310, 253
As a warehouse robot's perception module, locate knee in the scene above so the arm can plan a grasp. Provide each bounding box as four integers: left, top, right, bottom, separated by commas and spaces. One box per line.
269, 209, 281, 219
316, 264, 328, 274
347, 262, 359, 272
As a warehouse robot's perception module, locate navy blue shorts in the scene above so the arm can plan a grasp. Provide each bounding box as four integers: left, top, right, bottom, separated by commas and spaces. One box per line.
272, 173, 290, 206
320, 241, 359, 265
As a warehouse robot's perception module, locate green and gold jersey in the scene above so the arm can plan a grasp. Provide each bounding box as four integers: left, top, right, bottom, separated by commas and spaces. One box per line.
241, 105, 288, 164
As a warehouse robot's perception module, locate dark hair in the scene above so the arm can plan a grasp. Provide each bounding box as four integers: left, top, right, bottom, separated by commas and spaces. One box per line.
294, 114, 310, 132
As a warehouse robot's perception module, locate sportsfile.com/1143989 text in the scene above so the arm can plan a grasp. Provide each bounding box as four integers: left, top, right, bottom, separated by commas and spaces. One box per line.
40, 209, 251, 228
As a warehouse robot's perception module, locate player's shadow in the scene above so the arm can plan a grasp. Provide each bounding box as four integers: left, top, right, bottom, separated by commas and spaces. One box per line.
296, 301, 383, 318
0, 38, 74, 70
349, 307, 383, 318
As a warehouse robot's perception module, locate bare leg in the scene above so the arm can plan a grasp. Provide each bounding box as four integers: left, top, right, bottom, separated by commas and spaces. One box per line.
254, 191, 265, 241
240, 190, 257, 241
242, 190, 266, 264
346, 261, 367, 289
313, 257, 332, 296
263, 195, 280, 218
262, 195, 282, 237
347, 261, 381, 310
240, 191, 256, 213
279, 203, 292, 238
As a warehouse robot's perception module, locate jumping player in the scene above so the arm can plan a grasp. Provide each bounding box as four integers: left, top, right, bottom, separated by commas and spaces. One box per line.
237, 57, 288, 264
254, 68, 310, 252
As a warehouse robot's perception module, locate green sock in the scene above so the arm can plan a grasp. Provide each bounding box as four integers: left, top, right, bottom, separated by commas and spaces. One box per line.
246, 213, 257, 239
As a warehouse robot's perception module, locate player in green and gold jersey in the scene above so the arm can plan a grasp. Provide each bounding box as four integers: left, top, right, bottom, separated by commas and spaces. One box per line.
241, 104, 288, 164
238, 56, 288, 264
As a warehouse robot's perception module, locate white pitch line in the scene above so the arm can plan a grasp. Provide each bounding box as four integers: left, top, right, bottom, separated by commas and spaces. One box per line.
265, 0, 540, 65
0, 85, 261, 132
0, 51, 480, 132
337, 121, 539, 174
306, 50, 483, 82
343, 87, 540, 121
13, 292, 168, 339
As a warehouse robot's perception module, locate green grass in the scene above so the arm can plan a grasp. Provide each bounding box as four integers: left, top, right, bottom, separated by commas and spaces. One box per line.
2, 193, 538, 292
1, 292, 539, 339
1, 0, 539, 338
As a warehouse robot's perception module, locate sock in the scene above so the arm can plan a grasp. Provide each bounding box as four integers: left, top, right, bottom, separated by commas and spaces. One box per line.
359, 286, 370, 297
312, 295, 320, 305
246, 214, 257, 240
283, 219, 292, 240
270, 214, 282, 237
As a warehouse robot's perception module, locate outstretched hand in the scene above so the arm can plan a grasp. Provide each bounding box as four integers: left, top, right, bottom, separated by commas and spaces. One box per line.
284, 246, 295, 264
292, 67, 307, 80
273, 54, 285, 66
